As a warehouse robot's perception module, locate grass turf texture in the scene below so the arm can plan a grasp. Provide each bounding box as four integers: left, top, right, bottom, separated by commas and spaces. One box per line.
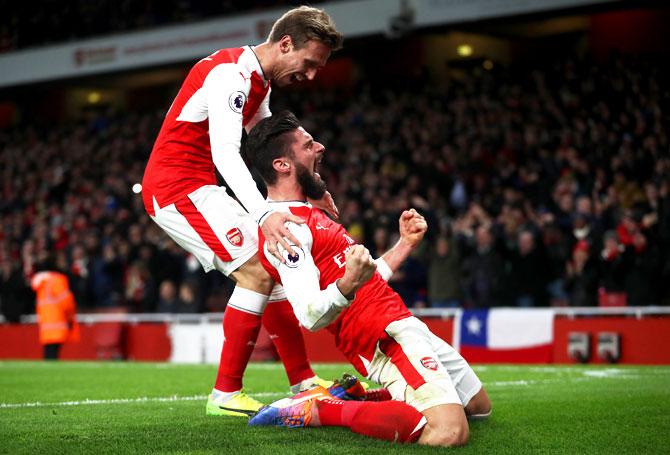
1, 362, 668, 454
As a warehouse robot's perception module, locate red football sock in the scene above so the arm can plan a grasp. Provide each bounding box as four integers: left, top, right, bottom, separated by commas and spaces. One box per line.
316, 399, 364, 426
262, 299, 315, 386
350, 400, 426, 443
365, 388, 392, 402
315, 399, 425, 443
213, 289, 266, 392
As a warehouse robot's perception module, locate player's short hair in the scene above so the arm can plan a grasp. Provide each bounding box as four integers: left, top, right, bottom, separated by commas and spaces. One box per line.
269, 6, 343, 51
246, 110, 301, 185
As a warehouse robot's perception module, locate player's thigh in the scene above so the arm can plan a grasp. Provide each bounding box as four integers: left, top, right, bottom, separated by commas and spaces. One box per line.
150, 186, 260, 277
419, 404, 469, 447
229, 255, 273, 294
367, 317, 463, 412
427, 323, 484, 408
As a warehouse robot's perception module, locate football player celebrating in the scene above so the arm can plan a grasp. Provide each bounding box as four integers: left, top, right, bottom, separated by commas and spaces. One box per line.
141, 7, 342, 416
245, 111, 491, 447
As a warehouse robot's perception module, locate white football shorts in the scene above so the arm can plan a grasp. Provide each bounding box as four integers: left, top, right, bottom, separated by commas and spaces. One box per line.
150, 185, 259, 276
366, 316, 482, 413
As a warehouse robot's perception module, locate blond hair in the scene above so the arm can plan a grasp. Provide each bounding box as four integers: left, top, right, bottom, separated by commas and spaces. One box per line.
269, 6, 343, 50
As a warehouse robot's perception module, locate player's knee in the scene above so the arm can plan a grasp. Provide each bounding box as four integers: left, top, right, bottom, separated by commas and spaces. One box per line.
430, 422, 469, 447
446, 422, 469, 447
420, 405, 470, 447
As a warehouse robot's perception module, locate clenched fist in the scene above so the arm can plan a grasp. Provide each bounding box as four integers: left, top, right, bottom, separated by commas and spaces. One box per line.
399, 208, 427, 247
336, 245, 377, 299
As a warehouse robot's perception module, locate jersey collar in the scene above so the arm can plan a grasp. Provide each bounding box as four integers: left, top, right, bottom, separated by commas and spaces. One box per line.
244, 46, 268, 85
267, 199, 312, 208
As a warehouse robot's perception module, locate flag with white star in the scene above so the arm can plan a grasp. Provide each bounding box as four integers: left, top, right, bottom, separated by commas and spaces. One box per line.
456, 309, 555, 363
460, 309, 489, 347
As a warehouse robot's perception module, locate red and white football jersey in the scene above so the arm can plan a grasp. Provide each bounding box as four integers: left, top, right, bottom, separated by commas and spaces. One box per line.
258, 201, 411, 376
142, 46, 271, 220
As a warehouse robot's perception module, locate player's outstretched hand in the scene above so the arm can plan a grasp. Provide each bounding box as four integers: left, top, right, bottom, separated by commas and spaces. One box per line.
337, 245, 377, 299
308, 190, 339, 219
399, 208, 427, 247
262, 211, 304, 263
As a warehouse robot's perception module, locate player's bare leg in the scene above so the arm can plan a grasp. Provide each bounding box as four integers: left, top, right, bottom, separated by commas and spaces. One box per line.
418, 404, 470, 447
229, 255, 274, 293
465, 387, 492, 419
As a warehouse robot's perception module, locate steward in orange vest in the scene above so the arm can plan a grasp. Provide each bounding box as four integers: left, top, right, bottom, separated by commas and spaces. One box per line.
30, 271, 80, 359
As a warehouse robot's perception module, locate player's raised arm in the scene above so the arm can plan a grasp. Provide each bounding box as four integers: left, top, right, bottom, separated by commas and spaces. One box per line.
375, 208, 428, 281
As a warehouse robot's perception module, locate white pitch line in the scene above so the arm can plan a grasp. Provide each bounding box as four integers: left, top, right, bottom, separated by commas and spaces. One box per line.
486, 373, 641, 388
2, 370, 656, 410
487, 380, 533, 387
0, 392, 287, 410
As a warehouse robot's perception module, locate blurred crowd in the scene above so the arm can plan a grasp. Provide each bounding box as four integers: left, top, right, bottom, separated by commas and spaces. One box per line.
1, 53, 669, 320
278, 52, 669, 308
0, 111, 233, 320
0, 0, 332, 52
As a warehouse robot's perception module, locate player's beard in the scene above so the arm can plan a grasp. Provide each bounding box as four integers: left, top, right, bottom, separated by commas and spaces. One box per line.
296, 162, 327, 200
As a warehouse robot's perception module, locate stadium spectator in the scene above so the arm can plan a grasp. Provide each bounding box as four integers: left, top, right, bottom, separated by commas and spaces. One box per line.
508, 230, 550, 307
461, 224, 507, 308
68, 243, 92, 308
621, 217, 661, 306
89, 242, 124, 308
427, 235, 464, 308
540, 221, 571, 306
125, 260, 157, 312
598, 230, 628, 306
156, 280, 180, 313
564, 240, 599, 307
177, 280, 201, 313
155, 279, 201, 313
0, 261, 32, 322
388, 246, 428, 308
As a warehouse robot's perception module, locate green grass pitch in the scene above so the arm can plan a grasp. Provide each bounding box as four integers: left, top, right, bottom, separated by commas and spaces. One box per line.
1, 361, 668, 454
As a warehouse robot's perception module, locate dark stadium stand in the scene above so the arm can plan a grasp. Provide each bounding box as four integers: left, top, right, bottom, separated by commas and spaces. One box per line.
0, 1, 337, 52
1, 51, 668, 315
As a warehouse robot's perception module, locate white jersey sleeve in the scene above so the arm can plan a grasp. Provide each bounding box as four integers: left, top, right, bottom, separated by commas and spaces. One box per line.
263, 222, 352, 331
204, 64, 272, 224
